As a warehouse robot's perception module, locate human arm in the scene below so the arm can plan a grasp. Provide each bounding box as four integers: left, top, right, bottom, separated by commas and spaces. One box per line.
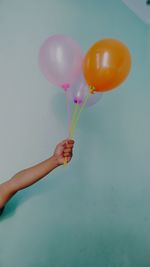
0, 139, 74, 209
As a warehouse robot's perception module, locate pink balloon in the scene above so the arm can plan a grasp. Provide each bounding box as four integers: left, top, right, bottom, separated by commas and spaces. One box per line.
39, 35, 83, 91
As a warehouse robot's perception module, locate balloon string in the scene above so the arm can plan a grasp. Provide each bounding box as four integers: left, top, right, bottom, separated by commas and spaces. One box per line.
69, 104, 79, 138
71, 93, 91, 138
64, 89, 92, 165
66, 91, 71, 137
64, 91, 71, 166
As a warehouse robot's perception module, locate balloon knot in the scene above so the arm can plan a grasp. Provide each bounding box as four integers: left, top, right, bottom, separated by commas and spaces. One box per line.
62, 83, 70, 91
89, 86, 96, 94
74, 97, 83, 105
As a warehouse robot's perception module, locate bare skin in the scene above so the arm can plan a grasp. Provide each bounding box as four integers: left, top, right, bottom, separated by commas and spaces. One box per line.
0, 139, 74, 209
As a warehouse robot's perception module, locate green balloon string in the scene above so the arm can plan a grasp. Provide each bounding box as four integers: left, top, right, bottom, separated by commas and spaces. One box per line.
69, 104, 79, 138
70, 92, 91, 138
64, 104, 79, 166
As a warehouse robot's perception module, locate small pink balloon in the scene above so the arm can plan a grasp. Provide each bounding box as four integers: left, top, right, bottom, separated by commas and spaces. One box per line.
39, 35, 83, 91
70, 74, 103, 108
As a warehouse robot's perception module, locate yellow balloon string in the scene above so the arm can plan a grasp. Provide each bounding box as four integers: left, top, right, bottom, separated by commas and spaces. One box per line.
64, 104, 79, 166
64, 157, 67, 166
64, 92, 69, 166
71, 93, 91, 138
69, 104, 79, 138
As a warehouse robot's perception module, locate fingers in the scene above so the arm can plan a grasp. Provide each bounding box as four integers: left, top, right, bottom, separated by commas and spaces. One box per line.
57, 139, 75, 164
67, 139, 74, 144
63, 149, 73, 157
60, 139, 75, 146
64, 145, 74, 153
64, 152, 72, 157
65, 140, 74, 150
64, 148, 73, 153
61, 140, 74, 153
63, 140, 74, 159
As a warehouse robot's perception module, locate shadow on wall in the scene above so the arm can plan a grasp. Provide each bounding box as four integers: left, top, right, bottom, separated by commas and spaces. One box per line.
0, 176, 59, 221
0, 169, 65, 221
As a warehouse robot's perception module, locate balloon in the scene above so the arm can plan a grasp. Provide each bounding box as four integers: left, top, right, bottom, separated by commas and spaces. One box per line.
83, 39, 131, 93
39, 35, 83, 91
70, 74, 102, 107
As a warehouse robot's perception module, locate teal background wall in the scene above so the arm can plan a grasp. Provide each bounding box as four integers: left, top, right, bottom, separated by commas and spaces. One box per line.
0, 1, 150, 266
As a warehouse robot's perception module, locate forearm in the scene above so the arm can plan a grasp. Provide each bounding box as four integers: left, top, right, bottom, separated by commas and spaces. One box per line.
0, 155, 59, 208
10, 155, 59, 192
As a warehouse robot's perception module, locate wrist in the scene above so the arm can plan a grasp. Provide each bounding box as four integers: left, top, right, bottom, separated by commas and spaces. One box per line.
51, 155, 61, 168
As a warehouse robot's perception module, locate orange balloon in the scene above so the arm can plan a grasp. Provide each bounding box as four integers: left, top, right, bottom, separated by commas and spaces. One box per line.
83, 39, 131, 93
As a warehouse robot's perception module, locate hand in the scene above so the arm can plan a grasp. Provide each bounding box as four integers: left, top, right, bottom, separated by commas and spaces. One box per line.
53, 139, 75, 165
